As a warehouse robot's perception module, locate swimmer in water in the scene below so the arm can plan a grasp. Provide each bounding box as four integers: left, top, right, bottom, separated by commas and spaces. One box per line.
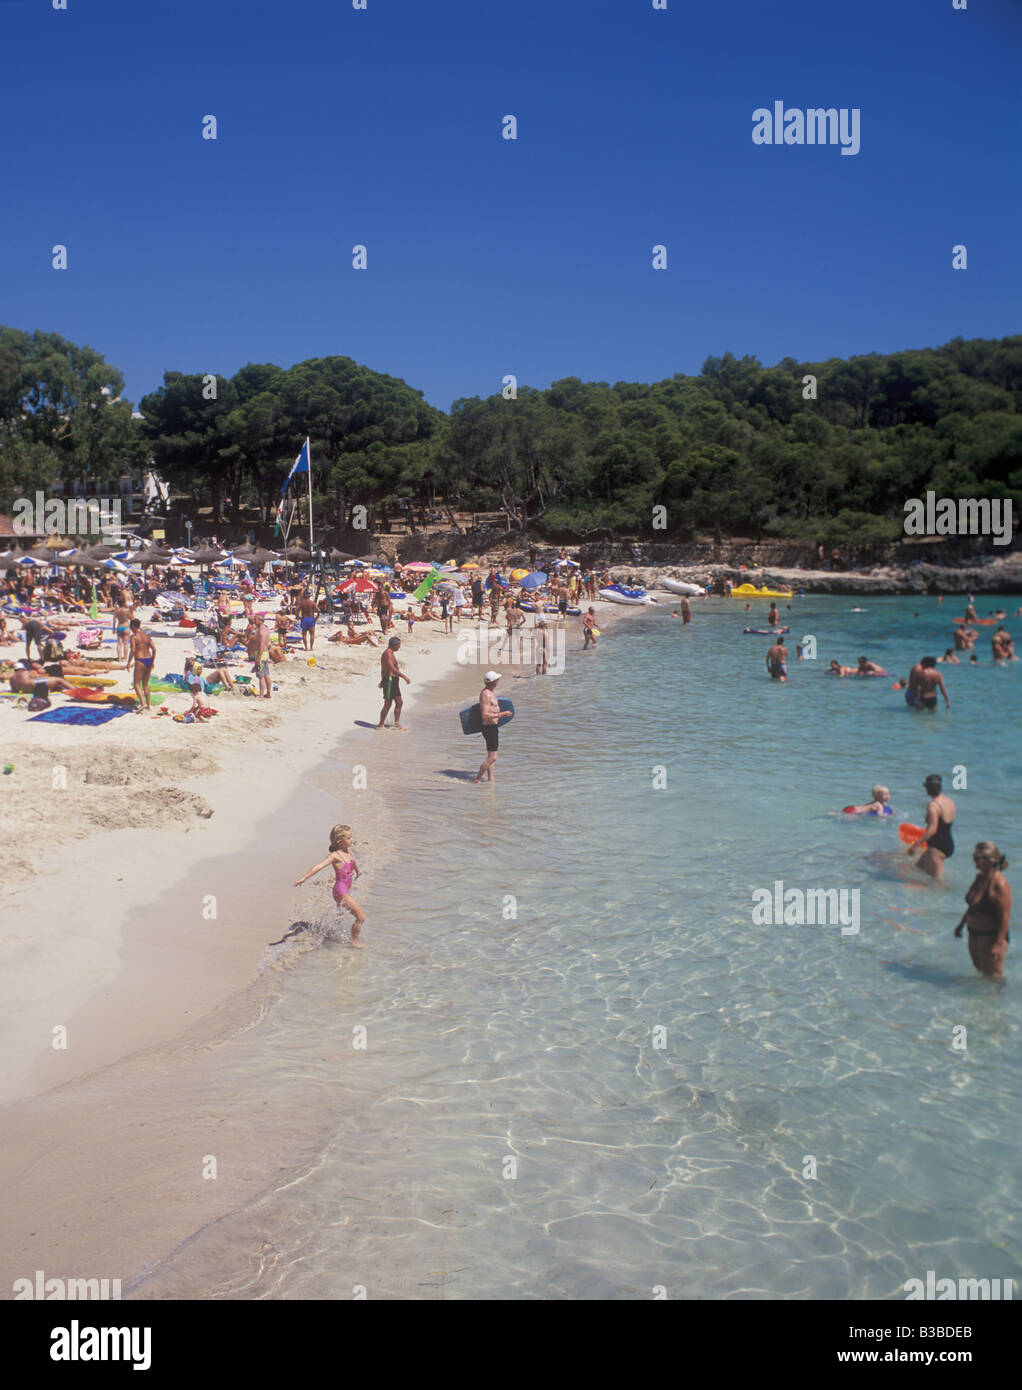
939, 648, 960, 664
904, 656, 950, 712
905, 774, 956, 880
765, 635, 788, 682
293, 823, 366, 945
954, 841, 1011, 979
828, 660, 857, 677
843, 785, 892, 816
856, 655, 885, 676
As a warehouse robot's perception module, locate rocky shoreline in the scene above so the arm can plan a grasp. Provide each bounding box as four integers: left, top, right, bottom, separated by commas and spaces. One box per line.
373, 525, 1021, 596
604, 556, 1022, 596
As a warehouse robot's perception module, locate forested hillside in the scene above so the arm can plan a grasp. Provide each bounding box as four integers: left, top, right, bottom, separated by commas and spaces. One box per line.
2, 326, 1019, 543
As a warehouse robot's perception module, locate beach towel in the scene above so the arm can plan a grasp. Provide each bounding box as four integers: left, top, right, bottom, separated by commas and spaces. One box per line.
29, 705, 130, 726
76, 627, 103, 649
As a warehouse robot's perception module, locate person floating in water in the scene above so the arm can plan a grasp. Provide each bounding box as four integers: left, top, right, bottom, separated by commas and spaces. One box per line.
843, 785, 892, 816
856, 655, 885, 676
293, 823, 366, 946
955, 841, 1011, 979
906, 774, 956, 880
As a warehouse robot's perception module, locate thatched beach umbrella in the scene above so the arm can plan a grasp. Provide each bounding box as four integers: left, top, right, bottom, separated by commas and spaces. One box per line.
187, 545, 228, 564
134, 546, 175, 566
242, 546, 281, 565
52, 549, 99, 568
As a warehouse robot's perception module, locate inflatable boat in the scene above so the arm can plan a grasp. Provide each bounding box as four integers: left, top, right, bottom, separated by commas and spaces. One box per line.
599, 585, 656, 606
662, 577, 704, 597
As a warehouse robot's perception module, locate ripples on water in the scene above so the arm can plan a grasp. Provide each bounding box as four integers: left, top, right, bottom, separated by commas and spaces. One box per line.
131, 597, 1021, 1300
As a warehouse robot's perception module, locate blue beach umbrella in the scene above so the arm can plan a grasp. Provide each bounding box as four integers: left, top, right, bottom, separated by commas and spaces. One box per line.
518, 571, 547, 590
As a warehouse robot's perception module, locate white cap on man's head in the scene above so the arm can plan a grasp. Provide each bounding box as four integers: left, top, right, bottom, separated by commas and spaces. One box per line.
484, 670, 501, 682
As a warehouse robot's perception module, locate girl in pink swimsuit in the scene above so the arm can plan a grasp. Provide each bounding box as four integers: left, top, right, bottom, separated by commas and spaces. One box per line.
293, 824, 366, 945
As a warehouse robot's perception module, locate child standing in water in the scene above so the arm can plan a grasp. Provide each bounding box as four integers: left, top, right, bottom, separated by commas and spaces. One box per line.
293, 824, 366, 945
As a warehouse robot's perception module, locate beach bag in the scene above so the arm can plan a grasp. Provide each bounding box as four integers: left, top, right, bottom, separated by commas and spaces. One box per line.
41, 636, 65, 661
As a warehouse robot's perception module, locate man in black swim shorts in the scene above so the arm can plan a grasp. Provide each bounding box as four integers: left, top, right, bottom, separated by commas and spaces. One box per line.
472, 670, 512, 784
765, 636, 788, 681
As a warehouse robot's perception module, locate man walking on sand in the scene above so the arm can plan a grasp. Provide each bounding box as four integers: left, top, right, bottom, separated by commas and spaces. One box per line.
472, 670, 512, 784
378, 635, 410, 729
375, 586, 394, 635
299, 588, 318, 650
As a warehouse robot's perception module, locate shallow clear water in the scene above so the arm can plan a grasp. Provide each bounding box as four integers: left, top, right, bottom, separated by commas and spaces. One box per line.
131, 596, 1022, 1300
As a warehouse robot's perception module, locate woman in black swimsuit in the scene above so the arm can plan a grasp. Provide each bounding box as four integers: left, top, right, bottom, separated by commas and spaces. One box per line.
954, 841, 1011, 979
906, 773, 956, 880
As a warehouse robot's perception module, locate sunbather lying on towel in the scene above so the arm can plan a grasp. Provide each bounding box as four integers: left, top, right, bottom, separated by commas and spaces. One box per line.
329, 623, 381, 647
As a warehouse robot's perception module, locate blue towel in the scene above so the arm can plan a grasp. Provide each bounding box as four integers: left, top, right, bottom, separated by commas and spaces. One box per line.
29, 705, 131, 726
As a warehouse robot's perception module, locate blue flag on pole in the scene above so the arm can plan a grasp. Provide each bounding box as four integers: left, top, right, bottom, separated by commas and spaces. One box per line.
281, 438, 310, 494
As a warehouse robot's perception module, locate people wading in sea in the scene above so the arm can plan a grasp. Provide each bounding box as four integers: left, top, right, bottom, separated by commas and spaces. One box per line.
906, 773, 956, 880
472, 670, 512, 784
904, 656, 950, 712
765, 635, 788, 681
292, 824, 366, 947
955, 841, 1011, 979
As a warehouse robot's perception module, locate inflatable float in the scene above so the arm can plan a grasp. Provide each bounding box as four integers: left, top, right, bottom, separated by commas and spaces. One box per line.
662, 577, 703, 597
899, 823, 926, 845
743, 626, 790, 635
953, 617, 997, 625
459, 697, 514, 735
64, 688, 165, 706
730, 583, 794, 599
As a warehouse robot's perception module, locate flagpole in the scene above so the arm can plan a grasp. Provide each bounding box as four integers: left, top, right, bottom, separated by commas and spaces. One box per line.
306, 437, 313, 557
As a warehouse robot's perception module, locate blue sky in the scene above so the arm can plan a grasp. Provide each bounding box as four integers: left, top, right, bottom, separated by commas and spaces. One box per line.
1, 0, 1018, 412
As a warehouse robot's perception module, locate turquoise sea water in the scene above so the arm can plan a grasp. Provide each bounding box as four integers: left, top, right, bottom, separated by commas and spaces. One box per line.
132, 595, 1021, 1300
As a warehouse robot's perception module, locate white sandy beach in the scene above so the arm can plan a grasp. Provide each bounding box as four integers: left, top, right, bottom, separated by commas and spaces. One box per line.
0, 598, 630, 1296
